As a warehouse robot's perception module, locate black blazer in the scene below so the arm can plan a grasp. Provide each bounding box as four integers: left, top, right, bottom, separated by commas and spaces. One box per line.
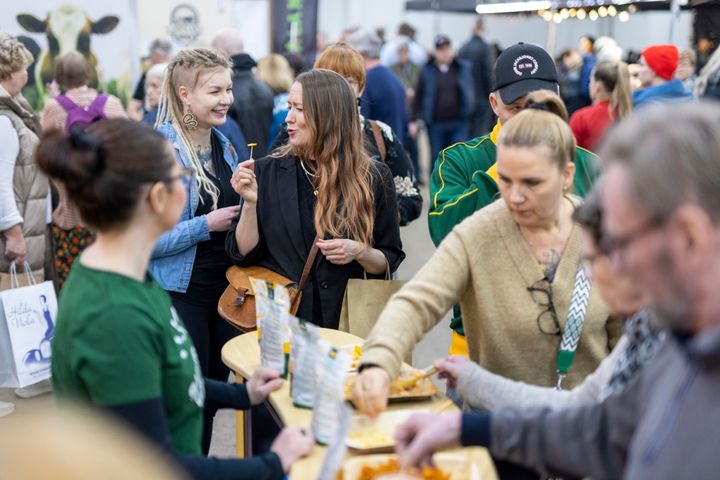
226, 154, 405, 329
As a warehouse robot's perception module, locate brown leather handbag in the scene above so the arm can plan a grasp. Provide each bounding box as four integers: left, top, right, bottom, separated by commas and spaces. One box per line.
218, 240, 319, 332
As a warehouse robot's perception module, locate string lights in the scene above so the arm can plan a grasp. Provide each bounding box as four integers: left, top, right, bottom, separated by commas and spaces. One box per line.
534, 0, 634, 23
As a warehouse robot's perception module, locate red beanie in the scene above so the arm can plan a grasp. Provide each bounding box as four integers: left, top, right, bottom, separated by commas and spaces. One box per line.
642, 44, 679, 81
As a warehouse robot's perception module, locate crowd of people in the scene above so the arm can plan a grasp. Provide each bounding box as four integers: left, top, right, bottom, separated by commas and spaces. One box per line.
1, 14, 720, 480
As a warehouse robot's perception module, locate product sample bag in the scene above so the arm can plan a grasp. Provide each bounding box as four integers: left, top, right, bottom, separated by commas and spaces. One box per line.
289, 316, 321, 408
311, 343, 351, 445
250, 278, 291, 376
0, 263, 57, 388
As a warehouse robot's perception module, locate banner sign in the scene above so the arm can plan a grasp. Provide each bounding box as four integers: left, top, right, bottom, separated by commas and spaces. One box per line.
270, 0, 318, 67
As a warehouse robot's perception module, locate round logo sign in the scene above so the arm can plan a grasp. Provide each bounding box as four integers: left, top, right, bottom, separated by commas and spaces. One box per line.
513, 55, 539, 77
168, 4, 202, 46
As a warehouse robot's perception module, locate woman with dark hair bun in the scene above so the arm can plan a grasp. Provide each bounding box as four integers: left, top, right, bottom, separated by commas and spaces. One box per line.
44, 118, 313, 480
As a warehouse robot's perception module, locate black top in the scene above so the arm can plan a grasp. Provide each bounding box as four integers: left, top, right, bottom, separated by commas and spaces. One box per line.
226, 154, 405, 329
433, 65, 461, 121
181, 133, 240, 306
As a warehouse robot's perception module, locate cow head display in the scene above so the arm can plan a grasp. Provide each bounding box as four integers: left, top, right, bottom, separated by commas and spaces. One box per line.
17, 4, 119, 96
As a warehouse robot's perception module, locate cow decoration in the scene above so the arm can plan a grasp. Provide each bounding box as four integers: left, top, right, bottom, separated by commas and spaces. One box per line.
16, 4, 119, 99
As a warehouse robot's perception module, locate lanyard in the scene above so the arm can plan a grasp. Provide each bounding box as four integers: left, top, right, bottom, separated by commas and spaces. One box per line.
555, 264, 592, 390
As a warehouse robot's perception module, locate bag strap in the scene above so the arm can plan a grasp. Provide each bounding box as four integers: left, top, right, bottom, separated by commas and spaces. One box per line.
555, 264, 592, 390
88, 94, 109, 112
369, 120, 387, 162
54, 95, 78, 112
297, 235, 320, 292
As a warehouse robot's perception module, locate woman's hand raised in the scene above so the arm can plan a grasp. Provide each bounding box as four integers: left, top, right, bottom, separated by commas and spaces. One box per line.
231, 159, 258, 204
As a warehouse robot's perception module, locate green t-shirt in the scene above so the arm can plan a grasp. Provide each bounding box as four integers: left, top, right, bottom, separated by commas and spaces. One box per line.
52, 262, 205, 455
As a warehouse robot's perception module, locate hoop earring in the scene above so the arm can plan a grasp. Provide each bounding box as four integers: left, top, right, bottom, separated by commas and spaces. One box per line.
182, 109, 198, 130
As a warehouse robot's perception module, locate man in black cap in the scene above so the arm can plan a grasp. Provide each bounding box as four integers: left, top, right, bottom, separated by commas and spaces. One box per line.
427, 42, 602, 406
412, 34, 474, 164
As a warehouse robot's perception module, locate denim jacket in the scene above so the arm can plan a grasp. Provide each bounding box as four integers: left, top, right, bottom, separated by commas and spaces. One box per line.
149, 122, 239, 293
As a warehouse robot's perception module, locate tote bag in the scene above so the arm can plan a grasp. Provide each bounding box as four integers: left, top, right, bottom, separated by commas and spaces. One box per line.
0, 262, 57, 388
338, 266, 404, 339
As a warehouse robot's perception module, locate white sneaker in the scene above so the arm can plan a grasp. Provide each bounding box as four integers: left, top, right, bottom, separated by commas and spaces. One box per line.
0, 400, 14, 418
15, 378, 52, 398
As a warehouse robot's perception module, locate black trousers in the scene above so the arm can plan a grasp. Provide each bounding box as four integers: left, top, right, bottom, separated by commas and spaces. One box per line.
171, 294, 238, 453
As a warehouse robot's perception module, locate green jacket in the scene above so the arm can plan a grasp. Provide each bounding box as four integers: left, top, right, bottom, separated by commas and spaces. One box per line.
428, 125, 602, 335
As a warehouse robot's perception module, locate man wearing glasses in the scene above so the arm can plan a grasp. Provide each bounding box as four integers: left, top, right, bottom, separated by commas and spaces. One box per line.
394, 102, 720, 480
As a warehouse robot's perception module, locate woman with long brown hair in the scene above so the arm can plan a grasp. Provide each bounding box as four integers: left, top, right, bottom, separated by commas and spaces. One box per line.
229, 68, 404, 329
269, 42, 422, 226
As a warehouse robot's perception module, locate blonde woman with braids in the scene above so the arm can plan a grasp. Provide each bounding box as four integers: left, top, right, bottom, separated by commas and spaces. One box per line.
149, 47, 242, 453
569, 61, 632, 151
229, 69, 404, 329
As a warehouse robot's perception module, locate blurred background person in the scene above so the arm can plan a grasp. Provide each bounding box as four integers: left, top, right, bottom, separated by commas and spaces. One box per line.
347, 28, 409, 145
40, 51, 126, 289
676, 48, 698, 93
458, 17, 494, 137
633, 44, 693, 107
212, 28, 274, 157
390, 40, 422, 182
578, 35, 596, 103
557, 48, 590, 116
414, 34, 474, 167
128, 38, 172, 121
0, 34, 50, 403
142, 62, 168, 124
570, 61, 632, 151
380, 22, 427, 67
256, 53, 293, 143
695, 43, 720, 99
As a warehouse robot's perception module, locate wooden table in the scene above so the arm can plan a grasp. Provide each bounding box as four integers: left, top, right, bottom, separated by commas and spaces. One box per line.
222, 329, 498, 479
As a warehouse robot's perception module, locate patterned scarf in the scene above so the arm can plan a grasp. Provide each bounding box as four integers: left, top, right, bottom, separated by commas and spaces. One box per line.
600, 308, 664, 400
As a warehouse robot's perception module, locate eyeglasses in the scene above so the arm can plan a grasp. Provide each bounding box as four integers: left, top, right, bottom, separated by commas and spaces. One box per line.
600, 216, 665, 260
527, 276, 562, 336
163, 167, 194, 188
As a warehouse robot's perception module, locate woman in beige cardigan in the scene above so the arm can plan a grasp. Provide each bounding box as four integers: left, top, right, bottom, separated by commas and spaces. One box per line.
353, 95, 622, 417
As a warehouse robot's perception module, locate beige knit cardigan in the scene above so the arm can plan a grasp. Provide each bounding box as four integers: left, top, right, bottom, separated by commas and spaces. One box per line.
361, 199, 623, 389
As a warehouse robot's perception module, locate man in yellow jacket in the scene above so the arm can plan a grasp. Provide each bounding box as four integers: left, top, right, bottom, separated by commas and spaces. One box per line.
428, 42, 601, 356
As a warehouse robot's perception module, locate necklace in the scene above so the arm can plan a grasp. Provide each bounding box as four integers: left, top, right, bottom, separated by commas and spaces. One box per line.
299, 159, 318, 196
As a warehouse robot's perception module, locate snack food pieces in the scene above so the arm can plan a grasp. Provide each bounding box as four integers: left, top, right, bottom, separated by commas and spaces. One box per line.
345, 368, 439, 402
347, 427, 395, 449
356, 459, 450, 480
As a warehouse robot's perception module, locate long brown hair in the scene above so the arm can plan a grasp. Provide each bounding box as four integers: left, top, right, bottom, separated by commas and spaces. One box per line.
593, 61, 632, 120
155, 47, 232, 209
276, 69, 375, 246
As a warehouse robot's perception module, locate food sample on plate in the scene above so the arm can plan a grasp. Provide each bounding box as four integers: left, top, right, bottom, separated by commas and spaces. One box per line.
345, 368, 438, 401
346, 427, 395, 449
355, 458, 450, 480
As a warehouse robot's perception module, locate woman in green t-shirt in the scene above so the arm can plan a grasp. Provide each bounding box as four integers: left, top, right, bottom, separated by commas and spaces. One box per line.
37, 119, 313, 480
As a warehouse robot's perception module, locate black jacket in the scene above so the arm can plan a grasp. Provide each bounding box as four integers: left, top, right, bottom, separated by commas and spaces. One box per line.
226, 155, 405, 329
458, 35, 493, 110
228, 54, 274, 157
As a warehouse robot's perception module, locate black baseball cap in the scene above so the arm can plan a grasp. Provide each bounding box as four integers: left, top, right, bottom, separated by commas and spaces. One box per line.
434, 34, 451, 49
491, 42, 559, 104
